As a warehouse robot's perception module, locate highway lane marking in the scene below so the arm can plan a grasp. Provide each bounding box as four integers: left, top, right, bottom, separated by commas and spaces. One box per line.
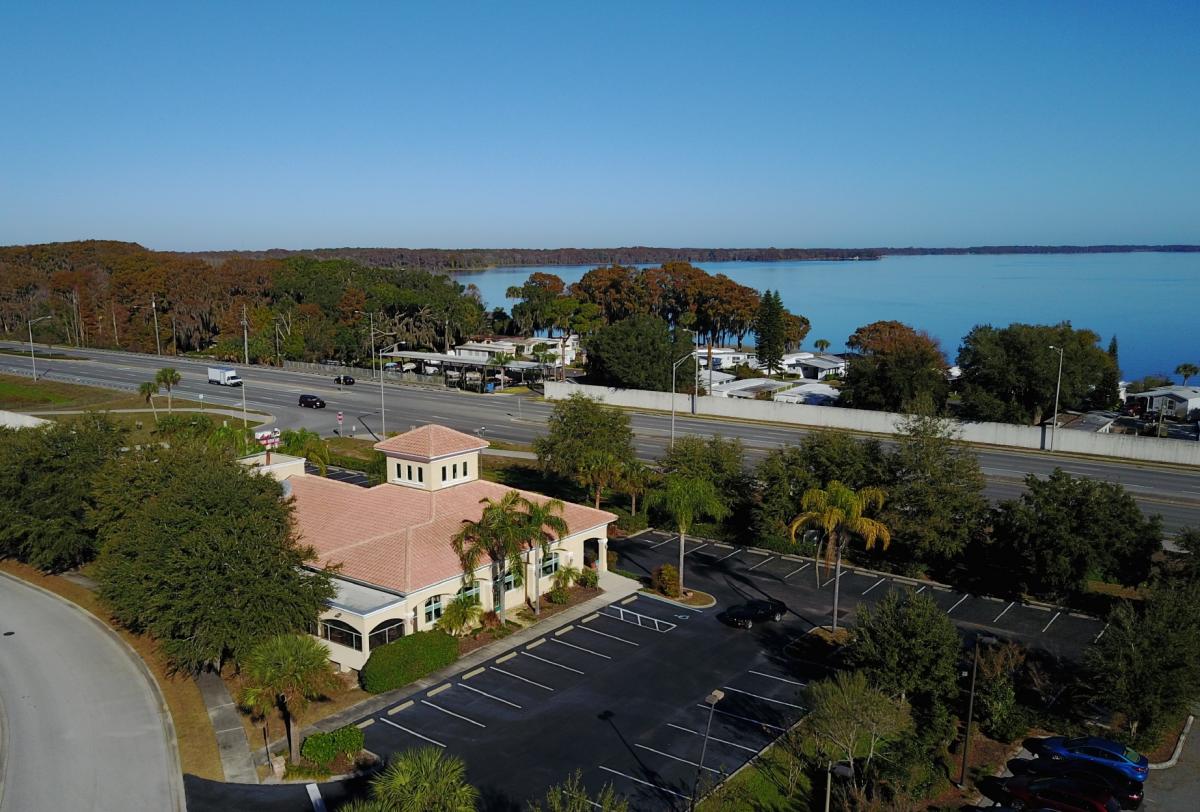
721, 685, 805, 709
421, 700, 486, 728
456, 682, 522, 708
635, 743, 722, 773
1041, 611, 1061, 634
490, 666, 554, 691
667, 723, 760, 753
520, 650, 585, 674
947, 595, 969, 614
379, 716, 445, 747
747, 556, 775, 571
575, 624, 639, 646
550, 638, 612, 659
783, 563, 811, 579
748, 670, 806, 686
684, 543, 709, 556
992, 601, 1015, 623
598, 766, 690, 800
697, 705, 787, 732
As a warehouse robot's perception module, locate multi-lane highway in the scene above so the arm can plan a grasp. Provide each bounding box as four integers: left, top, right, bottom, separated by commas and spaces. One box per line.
3, 341, 1199, 534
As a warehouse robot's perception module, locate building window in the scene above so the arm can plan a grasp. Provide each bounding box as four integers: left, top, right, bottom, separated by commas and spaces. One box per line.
453, 462, 459, 478
424, 595, 444, 624
463, 460, 469, 478
406, 464, 413, 480
541, 552, 560, 577
395, 462, 403, 480
441, 466, 447, 482
368, 618, 405, 649
417, 467, 423, 483
316, 618, 362, 651
503, 570, 518, 591
457, 582, 481, 606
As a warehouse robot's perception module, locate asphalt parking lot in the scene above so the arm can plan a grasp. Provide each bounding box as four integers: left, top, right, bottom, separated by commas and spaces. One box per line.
622, 529, 1106, 662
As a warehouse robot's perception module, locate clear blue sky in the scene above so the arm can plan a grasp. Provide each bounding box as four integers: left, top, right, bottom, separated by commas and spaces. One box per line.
2, 1, 1197, 250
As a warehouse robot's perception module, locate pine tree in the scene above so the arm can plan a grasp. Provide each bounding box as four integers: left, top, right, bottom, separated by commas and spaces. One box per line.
754, 290, 785, 375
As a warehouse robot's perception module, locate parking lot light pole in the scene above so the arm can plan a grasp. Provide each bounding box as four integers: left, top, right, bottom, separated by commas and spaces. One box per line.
1048, 345, 1064, 450
690, 689, 724, 810
824, 761, 854, 812
957, 634, 999, 788
26, 315, 51, 380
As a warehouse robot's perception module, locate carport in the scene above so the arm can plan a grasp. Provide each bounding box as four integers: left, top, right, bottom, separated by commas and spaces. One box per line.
380, 349, 547, 392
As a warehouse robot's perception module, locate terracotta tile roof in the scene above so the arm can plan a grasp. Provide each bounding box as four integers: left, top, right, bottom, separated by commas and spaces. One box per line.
287, 476, 614, 595
374, 424, 489, 460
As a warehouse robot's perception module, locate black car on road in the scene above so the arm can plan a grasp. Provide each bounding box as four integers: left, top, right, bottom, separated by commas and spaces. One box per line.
334, 375, 355, 385
298, 394, 326, 408
722, 598, 787, 629
1010, 758, 1143, 809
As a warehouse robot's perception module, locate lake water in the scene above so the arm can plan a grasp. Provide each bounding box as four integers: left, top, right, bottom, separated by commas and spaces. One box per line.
453, 252, 1200, 380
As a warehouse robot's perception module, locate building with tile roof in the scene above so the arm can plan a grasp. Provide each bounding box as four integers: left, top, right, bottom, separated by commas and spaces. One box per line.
281, 423, 615, 671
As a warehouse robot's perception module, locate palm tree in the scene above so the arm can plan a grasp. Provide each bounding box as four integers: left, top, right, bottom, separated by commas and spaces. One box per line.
814, 338, 831, 353
372, 747, 478, 812
452, 491, 530, 620
1176, 363, 1199, 385
238, 634, 341, 764
521, 496, 568, 615
280, 428, 330, 475
617, 459, 652, 516
436, 594, 483, 636
492, 351, 515, 390
139, 381, 160, 423
155, 367, 181, 414
788, 481, 890, 632
647, 474, 729, 596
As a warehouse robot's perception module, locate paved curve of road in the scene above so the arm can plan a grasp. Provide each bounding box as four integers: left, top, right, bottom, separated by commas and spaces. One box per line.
3, 341, 1198, 534
0, 575, 179, 812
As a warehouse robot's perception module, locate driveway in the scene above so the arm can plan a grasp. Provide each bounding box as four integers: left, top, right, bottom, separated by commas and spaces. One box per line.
0, 574, 180, 811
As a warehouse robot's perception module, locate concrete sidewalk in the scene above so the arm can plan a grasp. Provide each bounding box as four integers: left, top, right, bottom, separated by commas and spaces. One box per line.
195, 671, 260, 784
250, 570, 643, 767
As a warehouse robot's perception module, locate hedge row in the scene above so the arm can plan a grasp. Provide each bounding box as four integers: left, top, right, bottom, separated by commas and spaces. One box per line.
360, 630, 459, 693
300, 724, 365, 767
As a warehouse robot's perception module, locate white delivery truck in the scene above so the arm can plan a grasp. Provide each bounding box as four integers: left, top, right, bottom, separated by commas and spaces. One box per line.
207, 367, 243, 386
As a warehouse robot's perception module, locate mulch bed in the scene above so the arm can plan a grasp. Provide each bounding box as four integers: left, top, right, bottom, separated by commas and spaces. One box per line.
457, 621, 522, 657
1145, 714, 1190, 763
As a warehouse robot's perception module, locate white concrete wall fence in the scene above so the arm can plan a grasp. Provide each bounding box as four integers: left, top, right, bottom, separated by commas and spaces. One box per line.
545, 382, 1200, 467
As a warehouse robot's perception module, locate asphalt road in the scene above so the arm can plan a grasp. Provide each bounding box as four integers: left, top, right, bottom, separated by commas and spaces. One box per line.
0, 574, 180, 812
4, 341, 1199, 534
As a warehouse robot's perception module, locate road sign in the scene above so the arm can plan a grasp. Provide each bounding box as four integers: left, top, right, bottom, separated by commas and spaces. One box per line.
336, 411, 344, 425
255, 428, 281, 449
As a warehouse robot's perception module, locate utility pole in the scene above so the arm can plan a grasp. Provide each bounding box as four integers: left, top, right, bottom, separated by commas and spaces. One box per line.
111, 307, 120, 347
151, 295, 162, 356
27, 316, 51, 380
241, 304, 250, 366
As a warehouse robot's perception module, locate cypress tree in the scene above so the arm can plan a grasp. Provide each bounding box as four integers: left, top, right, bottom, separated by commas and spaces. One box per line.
754, 289, 785, 375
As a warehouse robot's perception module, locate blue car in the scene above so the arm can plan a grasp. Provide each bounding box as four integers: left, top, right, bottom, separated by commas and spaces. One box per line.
1039, 736, 1149, 783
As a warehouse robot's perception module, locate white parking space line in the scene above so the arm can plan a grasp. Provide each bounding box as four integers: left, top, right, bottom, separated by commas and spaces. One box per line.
379, 716, 446, 748
1094, 621, 1110, 644
697, 705, 787, 732
862, 577, 886, 595
422, 700, 486, 728
457, 682, 522, 708
748, 670, 806, 687
491, 666, 554, 691
684, 543, 709, 556
551, 638, 612, 659
599, 606, 677, 632
575, 624, 639, 646
721, 685, 805, 709
521, 650, 585, 674
915, 585, 927, 594
306, 783, 326, 812
820, 570, 849, 588
667, 723, 760, 754
992, 601, 1015, 623
718, 548, 741, 562
747, 556, 775, 572
598, 766, 690, 800
635, 743, 722, 773
650, 536, 675, 549
947, 594, 969, 614
1041, 611, 1061, 634
783, 563, 811, 579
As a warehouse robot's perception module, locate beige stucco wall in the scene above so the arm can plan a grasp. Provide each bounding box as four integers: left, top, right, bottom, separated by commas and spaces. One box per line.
383, 450, 480, 491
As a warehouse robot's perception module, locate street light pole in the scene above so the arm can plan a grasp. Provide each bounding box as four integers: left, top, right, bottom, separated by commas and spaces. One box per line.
151, 295, 163, 356
1048, 345, 1064, 451
957, 634, 998, 788
671, 353, 692, 448
241, 303, 250, 366
690, 689, 724, 810
27, 316, 51, 380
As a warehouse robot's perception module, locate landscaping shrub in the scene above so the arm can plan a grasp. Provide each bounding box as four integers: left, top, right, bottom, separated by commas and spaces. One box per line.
301, 724, 365, 766
552, 565, 581, 591
614, 508, 649, 534
547, 586, 570, 605
653, 564, 680, 598
359, 631, 459, 693
480, 610, 502, 630
577, 567, 599, 588
606, 550, 619, 571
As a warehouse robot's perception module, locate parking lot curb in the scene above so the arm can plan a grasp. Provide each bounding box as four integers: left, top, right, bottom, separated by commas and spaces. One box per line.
640, 590, 716, 610
1150, 714, 1195, 769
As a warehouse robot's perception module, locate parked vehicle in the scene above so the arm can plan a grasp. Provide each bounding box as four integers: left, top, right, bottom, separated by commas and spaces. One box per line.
1005, 775, 1120, 812
298, 394, 326, 408
1013, 758, 1143, 809
382, 362, 399, 371
1038, 737, 1149, 783
333, 375, 355, 385
722, 599, 787, 629
207, 367, 242, 386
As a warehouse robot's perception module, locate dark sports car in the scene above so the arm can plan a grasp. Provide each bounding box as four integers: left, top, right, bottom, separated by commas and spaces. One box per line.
722, 599, 787, 629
